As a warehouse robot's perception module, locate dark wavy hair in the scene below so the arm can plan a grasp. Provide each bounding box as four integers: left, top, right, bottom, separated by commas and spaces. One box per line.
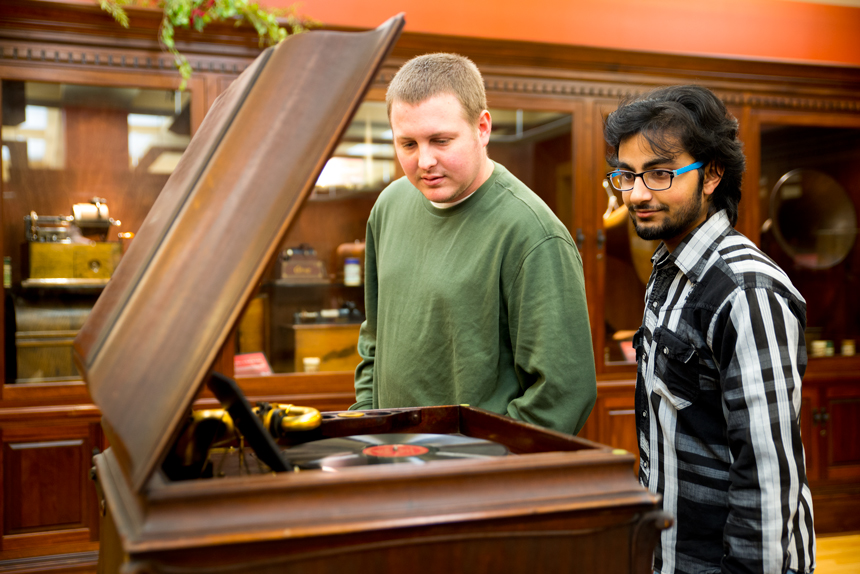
603, 85, 745, 226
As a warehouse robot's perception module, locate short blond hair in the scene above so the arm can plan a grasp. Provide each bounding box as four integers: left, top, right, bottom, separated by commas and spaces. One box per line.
386, 53, 487, 124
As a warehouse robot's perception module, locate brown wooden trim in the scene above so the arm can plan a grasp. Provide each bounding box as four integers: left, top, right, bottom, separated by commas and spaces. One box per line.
0, 404, 100, 423
753, 108, 860, 128
0, 550, 98, 573
810, 482, 860, 534
1, 64, 5, 390
0, 541, 99, 564
587, 101, 609, 375
236, 371, 356, 398
0, 59, 185, 90
737, 105, 761, 243
388, 30, 860, 83
0, 383, 92, 408
0, 40, 252, 80
376, 63, 860, 115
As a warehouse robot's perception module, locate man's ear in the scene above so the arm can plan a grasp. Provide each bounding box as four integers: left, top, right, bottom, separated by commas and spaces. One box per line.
703, 163, 723, 197
477, 110, 492, 146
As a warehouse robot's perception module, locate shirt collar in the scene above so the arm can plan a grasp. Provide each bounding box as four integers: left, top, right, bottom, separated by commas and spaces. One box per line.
651, 210, 733, 283
421, 162, 501, 217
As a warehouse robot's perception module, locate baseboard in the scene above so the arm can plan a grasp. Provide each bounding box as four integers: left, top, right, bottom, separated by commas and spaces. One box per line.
812, 482, 860, 534
0, 551, 98, 573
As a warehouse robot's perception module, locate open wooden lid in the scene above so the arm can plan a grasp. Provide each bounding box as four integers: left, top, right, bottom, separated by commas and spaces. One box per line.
73, 16, 404, 494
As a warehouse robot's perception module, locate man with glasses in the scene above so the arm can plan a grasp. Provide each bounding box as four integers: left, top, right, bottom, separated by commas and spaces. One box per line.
604, 85, 814, 574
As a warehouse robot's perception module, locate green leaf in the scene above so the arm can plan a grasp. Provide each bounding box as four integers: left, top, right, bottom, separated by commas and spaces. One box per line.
99, 0, 317, 90
99, 0, 131, 28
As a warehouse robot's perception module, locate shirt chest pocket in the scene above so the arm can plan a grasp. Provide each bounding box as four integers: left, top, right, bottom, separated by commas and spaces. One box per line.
652, 327, 700, 410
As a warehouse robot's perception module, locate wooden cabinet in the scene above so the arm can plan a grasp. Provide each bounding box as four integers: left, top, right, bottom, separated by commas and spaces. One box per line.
796, 364, 860, 533
578, 381, 639, 475
819, 384, 860, 481
0, 404, 103, 563
799, 368, 860, 485
1, 1, 859, 570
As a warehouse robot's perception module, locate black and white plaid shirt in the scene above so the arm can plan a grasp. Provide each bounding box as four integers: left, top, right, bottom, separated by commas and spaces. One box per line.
633, 210, 815, 574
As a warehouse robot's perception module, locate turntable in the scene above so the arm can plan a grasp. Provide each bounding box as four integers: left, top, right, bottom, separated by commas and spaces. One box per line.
77, 15, 669, 574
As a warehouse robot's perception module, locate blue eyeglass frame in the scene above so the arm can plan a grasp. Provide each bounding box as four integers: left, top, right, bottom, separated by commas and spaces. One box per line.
606, 161, 704, 191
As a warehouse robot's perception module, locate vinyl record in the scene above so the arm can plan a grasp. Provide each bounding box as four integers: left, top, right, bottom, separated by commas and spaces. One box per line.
285, 433, 508, 470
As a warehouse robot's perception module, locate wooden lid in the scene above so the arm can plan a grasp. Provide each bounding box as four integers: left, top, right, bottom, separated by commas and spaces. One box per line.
73, 16, 404, 494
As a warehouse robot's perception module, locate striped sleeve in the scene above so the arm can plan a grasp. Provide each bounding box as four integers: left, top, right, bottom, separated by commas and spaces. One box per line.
716, 286, 814, 574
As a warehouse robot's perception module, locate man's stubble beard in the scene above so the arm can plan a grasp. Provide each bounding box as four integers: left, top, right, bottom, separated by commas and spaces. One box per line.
632, 179, 706, 242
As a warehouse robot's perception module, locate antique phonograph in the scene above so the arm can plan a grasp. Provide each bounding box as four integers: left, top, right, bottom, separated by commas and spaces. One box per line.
76, 15, 669, 573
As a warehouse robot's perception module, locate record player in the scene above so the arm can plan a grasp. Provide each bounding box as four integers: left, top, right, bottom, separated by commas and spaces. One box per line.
76, 16, 669, 574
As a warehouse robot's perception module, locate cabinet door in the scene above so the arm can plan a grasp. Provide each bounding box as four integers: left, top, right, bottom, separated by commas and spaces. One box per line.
1, 419, 102, 558
823, 382, 860, 482
591, 383, 639, 475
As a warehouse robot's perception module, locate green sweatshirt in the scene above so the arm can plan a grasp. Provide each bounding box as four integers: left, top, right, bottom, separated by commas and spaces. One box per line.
351, 162, 596, 434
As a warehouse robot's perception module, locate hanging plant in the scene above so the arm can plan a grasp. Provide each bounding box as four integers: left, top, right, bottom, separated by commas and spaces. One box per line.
100, 0, 315, 89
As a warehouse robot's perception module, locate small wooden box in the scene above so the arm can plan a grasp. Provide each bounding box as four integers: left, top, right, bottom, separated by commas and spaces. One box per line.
29, 242, 120, 280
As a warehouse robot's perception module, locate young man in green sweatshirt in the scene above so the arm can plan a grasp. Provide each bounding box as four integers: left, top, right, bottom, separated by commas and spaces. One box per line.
349, 53, 596, 435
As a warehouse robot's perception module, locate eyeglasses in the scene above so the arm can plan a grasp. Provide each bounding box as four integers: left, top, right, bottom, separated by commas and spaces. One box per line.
606, 161, 703, 192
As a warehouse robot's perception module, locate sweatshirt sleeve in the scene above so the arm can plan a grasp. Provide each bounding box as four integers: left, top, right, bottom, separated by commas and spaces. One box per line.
351, 221, 377, 410
505, 236, 597, 434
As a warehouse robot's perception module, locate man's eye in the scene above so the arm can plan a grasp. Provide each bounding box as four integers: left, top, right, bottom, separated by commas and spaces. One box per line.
620, 172, 635, 182
650, 170, 672, 180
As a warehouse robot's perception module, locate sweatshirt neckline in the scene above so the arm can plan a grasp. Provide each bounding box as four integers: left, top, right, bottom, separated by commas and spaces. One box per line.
420, 162, 500, 217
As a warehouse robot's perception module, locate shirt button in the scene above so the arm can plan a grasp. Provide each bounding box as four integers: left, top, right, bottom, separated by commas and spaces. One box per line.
651, 302, 658, 308
641, 460, 648, 469
663, 347, 669, 355
642, 410, 647, 418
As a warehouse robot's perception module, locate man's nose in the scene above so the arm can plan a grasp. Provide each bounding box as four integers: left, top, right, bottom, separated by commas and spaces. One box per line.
418, 145, 437, 170
626, 177, 653, 205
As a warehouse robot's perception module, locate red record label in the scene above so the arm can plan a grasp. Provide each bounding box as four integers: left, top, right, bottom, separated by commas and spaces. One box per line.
362, 444, 429, 457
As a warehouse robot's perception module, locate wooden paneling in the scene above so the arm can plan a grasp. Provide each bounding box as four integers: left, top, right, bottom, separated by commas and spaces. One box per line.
584, 381, 639, 476
824, 383, 860, 482
828, 398, 860, 467
800, 374, 860, 532
65, 106, 129, 199
4, 439, 85, 533
0, 419, 101, 559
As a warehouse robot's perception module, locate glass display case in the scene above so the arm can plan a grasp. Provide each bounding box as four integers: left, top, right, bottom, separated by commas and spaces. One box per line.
1, 79, 191, 383
757, 123, 860, 356
598, 133, 650, 368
